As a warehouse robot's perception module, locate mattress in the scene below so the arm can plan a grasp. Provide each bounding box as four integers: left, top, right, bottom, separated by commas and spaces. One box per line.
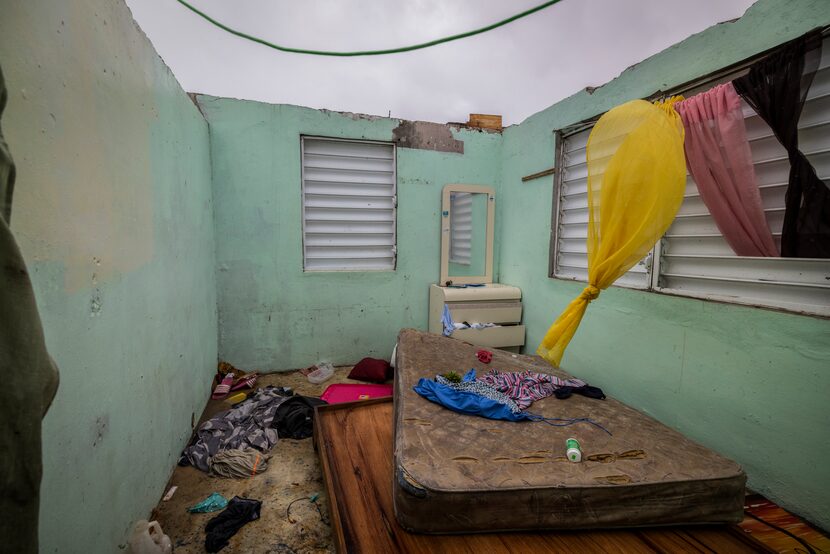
314, 397, 767, 553
393, 328, 746, 533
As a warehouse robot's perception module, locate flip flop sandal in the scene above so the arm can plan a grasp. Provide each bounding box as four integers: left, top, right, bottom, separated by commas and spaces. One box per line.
299, 365, 317, 377
212, 373, 234, 400
231, 373, 258, 391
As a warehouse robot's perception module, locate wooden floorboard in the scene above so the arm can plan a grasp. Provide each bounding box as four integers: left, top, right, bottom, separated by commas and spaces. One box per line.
314, 398, 772, 554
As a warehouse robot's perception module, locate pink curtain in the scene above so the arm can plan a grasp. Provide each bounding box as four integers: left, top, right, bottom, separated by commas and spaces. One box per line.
675, 82, 779, 257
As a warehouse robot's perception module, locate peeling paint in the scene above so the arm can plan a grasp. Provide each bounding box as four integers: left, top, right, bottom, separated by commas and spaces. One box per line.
322, 108, 388, 122
393, 120, 464, 153
90, 288, 102, 316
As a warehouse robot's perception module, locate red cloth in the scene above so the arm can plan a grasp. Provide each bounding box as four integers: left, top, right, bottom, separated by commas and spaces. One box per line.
320, 383, 393, 404
348, 357, 391, 383
476, 350, 493, 364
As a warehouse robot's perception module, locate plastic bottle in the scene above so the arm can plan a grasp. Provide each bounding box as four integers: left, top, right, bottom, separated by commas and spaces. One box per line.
127, 520, 172, 554
226, 392, 247, 404
566, 438, 582, 463
307, 362, 334, 384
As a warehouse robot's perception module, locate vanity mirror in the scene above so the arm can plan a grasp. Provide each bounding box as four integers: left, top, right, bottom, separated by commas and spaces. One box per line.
440, 184, 495, 285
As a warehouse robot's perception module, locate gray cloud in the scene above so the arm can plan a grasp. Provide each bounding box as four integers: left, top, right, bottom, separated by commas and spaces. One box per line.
126, 0, 756, 125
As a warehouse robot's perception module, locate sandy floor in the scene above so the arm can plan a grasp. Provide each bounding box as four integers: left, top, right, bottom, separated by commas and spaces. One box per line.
151, 367, 361, 554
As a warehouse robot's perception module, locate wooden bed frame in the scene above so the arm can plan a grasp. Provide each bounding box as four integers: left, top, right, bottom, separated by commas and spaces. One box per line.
313, 397, 771, 553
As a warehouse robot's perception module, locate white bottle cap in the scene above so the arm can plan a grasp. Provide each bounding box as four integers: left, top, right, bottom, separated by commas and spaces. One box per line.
567, 447, 582, 463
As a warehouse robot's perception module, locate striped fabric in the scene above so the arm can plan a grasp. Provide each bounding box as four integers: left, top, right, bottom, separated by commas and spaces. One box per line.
477, 370, 586, 411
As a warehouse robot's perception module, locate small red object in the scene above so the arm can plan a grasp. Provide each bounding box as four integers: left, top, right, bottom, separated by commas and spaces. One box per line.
476, 349, 493, 364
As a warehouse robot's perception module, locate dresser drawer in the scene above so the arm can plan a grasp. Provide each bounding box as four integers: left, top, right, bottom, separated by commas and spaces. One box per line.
447, 301, 522, 325
451, 324, 525, 348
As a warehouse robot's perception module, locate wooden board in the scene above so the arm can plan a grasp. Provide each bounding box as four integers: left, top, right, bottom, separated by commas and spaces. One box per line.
467, 113, 503, 130
314, 398, 771, 553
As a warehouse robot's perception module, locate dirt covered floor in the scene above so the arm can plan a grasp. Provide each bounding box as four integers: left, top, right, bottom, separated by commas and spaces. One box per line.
151, 367, 359, 553
147, 364, 830, 554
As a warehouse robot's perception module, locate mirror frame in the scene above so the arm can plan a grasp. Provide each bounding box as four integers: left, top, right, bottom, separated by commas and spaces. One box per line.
440, 184, 496, 285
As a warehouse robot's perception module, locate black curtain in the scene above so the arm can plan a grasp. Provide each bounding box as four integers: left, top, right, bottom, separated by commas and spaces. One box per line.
733, 31, 829, 258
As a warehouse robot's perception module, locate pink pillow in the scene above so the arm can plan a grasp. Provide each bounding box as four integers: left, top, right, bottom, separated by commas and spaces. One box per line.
347, 357, 391, 383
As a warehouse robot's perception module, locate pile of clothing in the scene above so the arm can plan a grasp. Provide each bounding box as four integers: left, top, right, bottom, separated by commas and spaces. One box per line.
180, 386, 325, 475
441, 304, 498, 336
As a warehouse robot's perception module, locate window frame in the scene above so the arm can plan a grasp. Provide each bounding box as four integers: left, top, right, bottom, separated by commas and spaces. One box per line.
548, 33, 830, 318
300, 135, 398, 272
549, 128, 653, 290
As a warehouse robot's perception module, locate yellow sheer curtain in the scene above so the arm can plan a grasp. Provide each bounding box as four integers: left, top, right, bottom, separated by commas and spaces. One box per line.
538, 97, 686, 367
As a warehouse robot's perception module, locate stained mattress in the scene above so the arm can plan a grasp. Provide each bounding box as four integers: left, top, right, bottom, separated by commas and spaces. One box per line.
393, 328, 746, 533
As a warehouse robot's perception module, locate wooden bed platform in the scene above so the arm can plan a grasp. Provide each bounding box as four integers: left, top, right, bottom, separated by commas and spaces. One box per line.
313, 397, 771, 553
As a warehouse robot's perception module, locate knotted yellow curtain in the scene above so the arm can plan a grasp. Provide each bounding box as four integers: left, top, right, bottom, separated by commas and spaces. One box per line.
538, 97, 686, 366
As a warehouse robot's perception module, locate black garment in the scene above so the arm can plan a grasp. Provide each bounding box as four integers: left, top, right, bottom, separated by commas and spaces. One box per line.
273, 395, 327, 439
554, 385, 606, 400
205, 496, 262, 552
733, 30, 829, 258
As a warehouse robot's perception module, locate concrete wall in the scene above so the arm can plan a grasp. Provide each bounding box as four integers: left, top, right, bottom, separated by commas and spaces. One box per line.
0, 1, 217, 551
1, 0, 827, 546
499, 0, 830, 529
198, 96, 502, 370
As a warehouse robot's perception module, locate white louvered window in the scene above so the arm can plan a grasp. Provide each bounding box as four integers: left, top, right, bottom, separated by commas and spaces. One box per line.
301, 137, 397, 271
449, 192, 473, 265
551, 127, 652, 289
551, 40, 830, 317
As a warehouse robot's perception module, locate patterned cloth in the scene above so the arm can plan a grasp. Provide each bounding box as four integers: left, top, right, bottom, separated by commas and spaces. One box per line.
181, 386, 292, 472
477, 369, 586, 411
209, 449, 269, 479
435, 375, 522, 414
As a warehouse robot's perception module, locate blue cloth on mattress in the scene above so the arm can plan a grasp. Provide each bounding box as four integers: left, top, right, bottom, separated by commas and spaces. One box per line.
413, 373, 530, 422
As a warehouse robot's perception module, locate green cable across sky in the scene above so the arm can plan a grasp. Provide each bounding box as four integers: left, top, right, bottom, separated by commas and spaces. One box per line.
175, 0, 564, 57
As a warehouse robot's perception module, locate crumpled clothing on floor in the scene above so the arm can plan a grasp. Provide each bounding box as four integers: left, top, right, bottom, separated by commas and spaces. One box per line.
205, 496, 261, 553
209, 449, 269, 479
273, 395, 327, 439
181, 386, 292, 472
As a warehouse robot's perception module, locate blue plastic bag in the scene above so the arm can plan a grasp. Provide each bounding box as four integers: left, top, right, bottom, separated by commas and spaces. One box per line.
187, 492, 228, 513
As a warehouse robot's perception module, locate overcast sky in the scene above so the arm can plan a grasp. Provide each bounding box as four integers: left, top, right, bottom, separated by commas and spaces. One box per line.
126, 0, 757, 125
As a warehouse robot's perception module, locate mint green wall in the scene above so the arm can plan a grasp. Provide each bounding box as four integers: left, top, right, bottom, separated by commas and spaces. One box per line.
1, 0, 827, 547
0, 1, 217, 551
197, 96, 502, 370
500, 0, 830, 529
